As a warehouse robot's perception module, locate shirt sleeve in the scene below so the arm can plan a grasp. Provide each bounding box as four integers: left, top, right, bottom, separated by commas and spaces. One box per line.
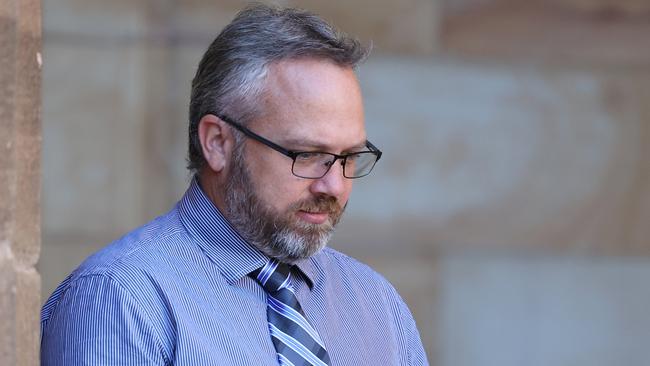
41, 274, 169, 366
397, 298, 430, 366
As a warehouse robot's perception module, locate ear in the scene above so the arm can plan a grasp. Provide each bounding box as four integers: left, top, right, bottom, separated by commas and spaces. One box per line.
198, 114, 234, 173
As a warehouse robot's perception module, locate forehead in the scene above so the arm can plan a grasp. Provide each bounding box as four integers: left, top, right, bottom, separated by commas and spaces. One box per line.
254, 58, 366, 149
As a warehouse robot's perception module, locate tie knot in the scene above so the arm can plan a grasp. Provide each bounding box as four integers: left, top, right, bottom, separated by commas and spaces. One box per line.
250, 259, 293, 294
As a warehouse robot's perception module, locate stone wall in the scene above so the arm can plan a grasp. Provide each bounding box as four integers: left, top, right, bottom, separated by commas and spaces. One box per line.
41, 0, 650, 364
0, 0, 42, 364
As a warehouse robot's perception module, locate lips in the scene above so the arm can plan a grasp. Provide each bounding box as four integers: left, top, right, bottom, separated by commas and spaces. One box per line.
296, 210, 330, 225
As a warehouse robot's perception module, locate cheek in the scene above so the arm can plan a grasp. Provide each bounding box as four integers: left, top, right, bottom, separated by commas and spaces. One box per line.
340, 182, 354, 203
256, 170, 310, 209
244, 145, 293, 194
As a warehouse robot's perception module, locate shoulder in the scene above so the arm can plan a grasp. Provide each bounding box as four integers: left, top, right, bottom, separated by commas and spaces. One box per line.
40, 272, 172, 364
41, 206, 191, 325
315, 248, 430, 365
73, 206, 186, 279
40, 207, 192, 359
315, 247, 404, 300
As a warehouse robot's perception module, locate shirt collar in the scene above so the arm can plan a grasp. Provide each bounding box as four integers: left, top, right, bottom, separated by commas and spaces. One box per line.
292, 257, 318, 289
178, 177, 316, 288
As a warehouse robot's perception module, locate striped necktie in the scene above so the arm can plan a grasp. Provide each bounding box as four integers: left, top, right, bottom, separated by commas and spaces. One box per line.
251, 259, 331, 366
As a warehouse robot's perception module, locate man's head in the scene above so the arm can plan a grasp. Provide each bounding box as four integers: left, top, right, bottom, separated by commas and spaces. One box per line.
189, 5, 377, 263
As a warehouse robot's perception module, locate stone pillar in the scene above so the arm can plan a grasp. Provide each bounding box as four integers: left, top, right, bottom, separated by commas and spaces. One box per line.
0, 0, 42, 365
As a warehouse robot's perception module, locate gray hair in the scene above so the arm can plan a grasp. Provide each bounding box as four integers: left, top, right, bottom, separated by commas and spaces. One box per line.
187, 4, 369, 173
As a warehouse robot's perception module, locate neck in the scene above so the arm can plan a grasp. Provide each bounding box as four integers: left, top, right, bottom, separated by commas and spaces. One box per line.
197, 170, 228, 216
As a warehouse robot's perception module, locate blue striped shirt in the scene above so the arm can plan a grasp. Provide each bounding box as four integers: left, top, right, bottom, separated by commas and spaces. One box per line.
41, 179, 429, 365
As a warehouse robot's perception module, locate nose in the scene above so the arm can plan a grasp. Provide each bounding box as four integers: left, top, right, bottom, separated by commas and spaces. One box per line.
309, 160, 349, 199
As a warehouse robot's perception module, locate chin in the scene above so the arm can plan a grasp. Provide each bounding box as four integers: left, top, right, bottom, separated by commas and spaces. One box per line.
265, 229, 333, 264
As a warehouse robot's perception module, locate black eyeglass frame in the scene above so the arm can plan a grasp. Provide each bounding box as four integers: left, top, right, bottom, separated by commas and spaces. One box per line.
210, 113, 382, 179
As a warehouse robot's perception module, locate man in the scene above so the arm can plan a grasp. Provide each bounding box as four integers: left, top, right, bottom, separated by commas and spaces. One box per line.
41, 5, 429, 365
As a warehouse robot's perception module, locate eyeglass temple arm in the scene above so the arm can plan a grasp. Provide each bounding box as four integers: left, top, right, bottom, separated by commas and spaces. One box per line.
366, 140, 382, 160
213, 112, 382, 161
214, 114, 297, 158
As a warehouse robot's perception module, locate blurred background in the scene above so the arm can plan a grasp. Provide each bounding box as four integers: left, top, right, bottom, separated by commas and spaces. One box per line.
40, 0, 650, 364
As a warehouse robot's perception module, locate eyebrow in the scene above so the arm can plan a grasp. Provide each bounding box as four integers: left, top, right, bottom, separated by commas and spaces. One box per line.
281, 138, 368, 152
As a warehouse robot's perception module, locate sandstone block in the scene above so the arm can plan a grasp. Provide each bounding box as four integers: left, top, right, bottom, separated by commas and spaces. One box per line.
334, 58, 650, 256
15, 268, 40, 366
43, 0, 150, 38
172, 0, 286, 44
437, 255, 650, 365
552, 0, 650, 16
42, 43, 149, 236
290, 0, 439, 55
12, 0, 41, 267
0, 258, 15, 365
441, 0, 650, 67
0, 0, 17, 248
0, 0, 41, 364
0, 259, 40, 366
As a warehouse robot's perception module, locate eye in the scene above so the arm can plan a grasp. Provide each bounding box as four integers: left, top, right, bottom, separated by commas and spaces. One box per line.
345, 152, 364, 162
295, 152, 322, 162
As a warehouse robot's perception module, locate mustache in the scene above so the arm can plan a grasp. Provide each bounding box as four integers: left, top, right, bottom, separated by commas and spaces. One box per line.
291, 195, 342, 216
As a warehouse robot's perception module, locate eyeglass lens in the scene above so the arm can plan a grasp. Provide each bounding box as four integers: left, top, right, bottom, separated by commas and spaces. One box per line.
292, 152, 378, 179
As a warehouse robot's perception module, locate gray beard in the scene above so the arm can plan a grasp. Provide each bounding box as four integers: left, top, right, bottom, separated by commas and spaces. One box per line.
223, 147, 343, 264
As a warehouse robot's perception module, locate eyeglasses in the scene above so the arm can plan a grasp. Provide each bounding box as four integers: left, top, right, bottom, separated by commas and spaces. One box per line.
212, 113, 382, 179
